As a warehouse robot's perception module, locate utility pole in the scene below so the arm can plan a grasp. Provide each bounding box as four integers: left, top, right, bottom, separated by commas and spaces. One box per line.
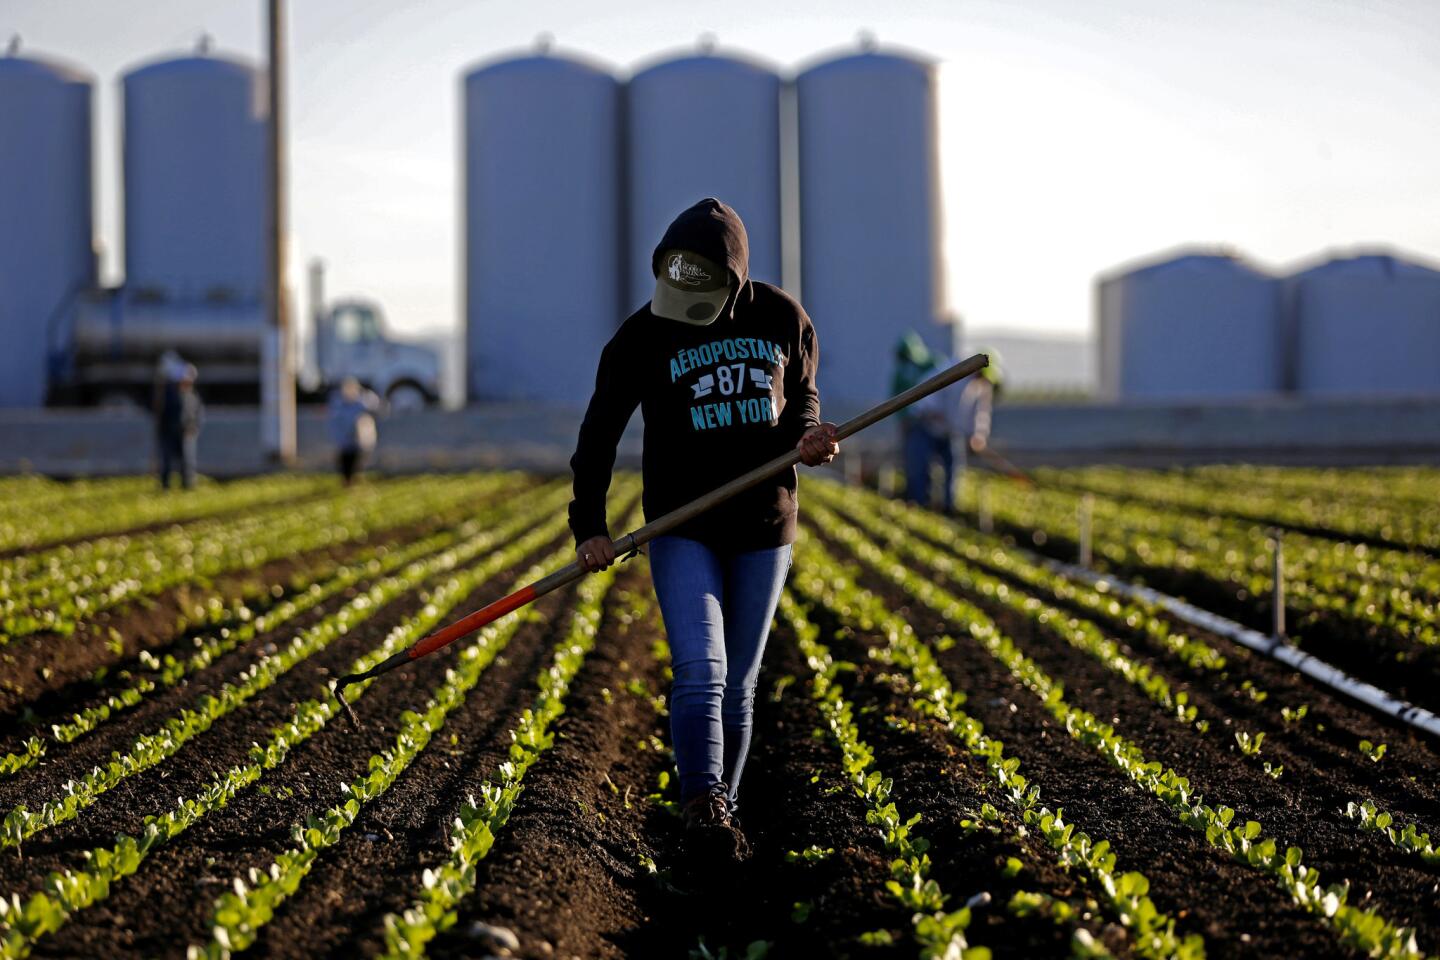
261, 0, 296, 463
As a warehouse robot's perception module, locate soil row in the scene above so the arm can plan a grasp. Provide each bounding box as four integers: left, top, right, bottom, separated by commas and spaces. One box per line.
972, 508, 1440, 719
806, 519, 1369, 960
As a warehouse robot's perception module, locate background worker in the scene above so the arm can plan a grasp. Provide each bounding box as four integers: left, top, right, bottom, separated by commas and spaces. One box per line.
892, 331, 949, 508
328, 377, 381, 485
892, 332, 996, 512
154, 362, 203, 490
568, 198, 838, 862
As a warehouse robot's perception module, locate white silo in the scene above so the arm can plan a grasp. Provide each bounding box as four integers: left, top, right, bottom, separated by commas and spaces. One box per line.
1290, 253, 1440, 396
464, 51, 623, 408
122, 49, 267, 304
626, 51, 782, 311
1098, 252, 1282, 400
796, 47, 952, 414
0, 44, 94, 407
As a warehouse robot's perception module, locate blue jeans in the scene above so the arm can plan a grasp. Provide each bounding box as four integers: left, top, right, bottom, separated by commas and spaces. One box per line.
649, 535, 792, 811
903, 421, 955, 511
159, 431, 197, 490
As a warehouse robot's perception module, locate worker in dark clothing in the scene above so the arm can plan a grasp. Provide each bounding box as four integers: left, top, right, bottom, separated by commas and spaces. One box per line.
567, 198, 837, 862
156, 363, 203, 490
328, 377, 381, 485
893, 332, 949, 507
893, 332, 996, 512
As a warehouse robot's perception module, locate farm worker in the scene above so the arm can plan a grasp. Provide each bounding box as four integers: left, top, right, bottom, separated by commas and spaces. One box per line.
892, 331, 949, 508
892, 332, 995, 512
328, 377, 381, 485
155, 362, 203, 490
568, 198, 837, 859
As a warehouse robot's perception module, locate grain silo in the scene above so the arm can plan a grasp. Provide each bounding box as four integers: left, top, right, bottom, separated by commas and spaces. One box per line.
1290, 253, 1440, 396
626, 51, 782, 311
1097, 252, 1282, 400
796, 47, 951, 413
122, 48, 267, 304
464, 51, 623, 408
0, 45, 94, 407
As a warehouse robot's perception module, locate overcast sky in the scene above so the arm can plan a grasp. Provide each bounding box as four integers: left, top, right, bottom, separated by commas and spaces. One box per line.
8, 0, 1440, 341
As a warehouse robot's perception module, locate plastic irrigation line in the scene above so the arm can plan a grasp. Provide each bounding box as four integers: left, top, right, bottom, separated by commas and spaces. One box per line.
1043, 558, 1440, 740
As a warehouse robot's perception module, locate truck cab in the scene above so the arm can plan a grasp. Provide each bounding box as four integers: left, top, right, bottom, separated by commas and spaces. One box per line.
313, 299, 439, 412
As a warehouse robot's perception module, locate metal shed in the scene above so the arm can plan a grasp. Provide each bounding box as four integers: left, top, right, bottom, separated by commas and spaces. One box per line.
464, 52, 623, 408
0, 47, 94, 407
1097, 252, 1282, 400
625, 51, 782, 311
1290, 253, 1440, 397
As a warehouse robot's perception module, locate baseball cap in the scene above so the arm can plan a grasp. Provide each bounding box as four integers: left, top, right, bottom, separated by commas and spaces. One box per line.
652, 248, 732, 325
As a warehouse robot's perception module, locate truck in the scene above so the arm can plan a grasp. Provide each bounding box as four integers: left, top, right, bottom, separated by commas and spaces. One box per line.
46, 259, 441, 410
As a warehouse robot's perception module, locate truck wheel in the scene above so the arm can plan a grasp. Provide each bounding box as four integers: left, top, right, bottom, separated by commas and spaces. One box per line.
387, 382, 428, 414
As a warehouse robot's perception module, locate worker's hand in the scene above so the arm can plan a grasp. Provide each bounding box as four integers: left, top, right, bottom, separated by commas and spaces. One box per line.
576, 536, 616, 572
969, 435, 987, 453
797, 423, 840, 467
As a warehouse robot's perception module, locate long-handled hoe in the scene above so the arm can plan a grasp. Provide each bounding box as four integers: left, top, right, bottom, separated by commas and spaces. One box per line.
331, 353, 990, 726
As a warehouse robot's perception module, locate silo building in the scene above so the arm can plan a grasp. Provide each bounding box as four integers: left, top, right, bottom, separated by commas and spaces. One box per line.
464, 51, 623, 408
796, 47, 953, 414
1289, 252, 1440, 397
625, 51, 782, 312
0, 44, 94, 407
61, 47, 271, 403
1096, 251, 1282, 400
122, 50, 268, 303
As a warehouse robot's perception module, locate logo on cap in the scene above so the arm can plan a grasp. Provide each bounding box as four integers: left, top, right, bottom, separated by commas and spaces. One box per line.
668, 254, 712, 287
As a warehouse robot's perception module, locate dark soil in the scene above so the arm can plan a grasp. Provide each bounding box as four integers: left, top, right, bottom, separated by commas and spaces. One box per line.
0, 514, 563, 884
17, 527, 572, 959
6, 473, 1438, 959
0, 485, 522, 743
833, 498, 1440, 827
971, 505, 1440, 718
806, 519, 1368, 960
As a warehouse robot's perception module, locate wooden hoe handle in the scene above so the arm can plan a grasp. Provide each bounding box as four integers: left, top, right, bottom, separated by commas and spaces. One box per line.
334, 352, 990, 708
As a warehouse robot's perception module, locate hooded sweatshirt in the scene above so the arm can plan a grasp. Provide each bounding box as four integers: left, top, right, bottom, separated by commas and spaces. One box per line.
568, 198, 821, 551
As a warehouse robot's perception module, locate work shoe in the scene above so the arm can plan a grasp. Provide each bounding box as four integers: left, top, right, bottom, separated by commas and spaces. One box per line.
680, 784, 751, 862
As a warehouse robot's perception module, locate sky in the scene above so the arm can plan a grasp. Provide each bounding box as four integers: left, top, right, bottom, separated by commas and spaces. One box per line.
8, 0, 1440, 345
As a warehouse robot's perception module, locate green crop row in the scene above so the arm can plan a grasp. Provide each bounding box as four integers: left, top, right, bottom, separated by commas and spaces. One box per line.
812, 507, 1427, 960
788, 533, 1201, 960
1044, 467, 1440, 553
779, 591, 988, 960
1186, 466, 1440, 507
188, 541, 574, 959
0, 482, 568, 783
1, 473, 518, 616
0, 481, 615, 960
959, 477, 1440, 649
817, 481, 1227, 674
1, 474, 521, 640
1344, 801, 1440, 868
809, 496, 1204, 729
0, 486, 572, 851
0, 473, 336, 553
375, 530, 638, 959
0, 476, 155, 519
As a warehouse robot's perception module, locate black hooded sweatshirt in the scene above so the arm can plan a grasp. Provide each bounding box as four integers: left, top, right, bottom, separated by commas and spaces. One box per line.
568, 198, 821, 551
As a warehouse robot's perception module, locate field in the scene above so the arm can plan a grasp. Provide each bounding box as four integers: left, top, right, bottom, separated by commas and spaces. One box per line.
0, 468, 1437, 960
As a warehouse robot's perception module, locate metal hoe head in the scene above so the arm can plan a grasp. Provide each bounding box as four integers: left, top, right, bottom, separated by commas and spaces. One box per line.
330, 648, 411, 729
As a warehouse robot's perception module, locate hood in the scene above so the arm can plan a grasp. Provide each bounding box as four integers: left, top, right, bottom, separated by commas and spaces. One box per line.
895, 331, 932, 366
651, 198, 752, 321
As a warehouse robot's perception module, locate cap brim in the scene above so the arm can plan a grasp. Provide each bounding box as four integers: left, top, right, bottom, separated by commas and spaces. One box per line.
652, 280, 730, 325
